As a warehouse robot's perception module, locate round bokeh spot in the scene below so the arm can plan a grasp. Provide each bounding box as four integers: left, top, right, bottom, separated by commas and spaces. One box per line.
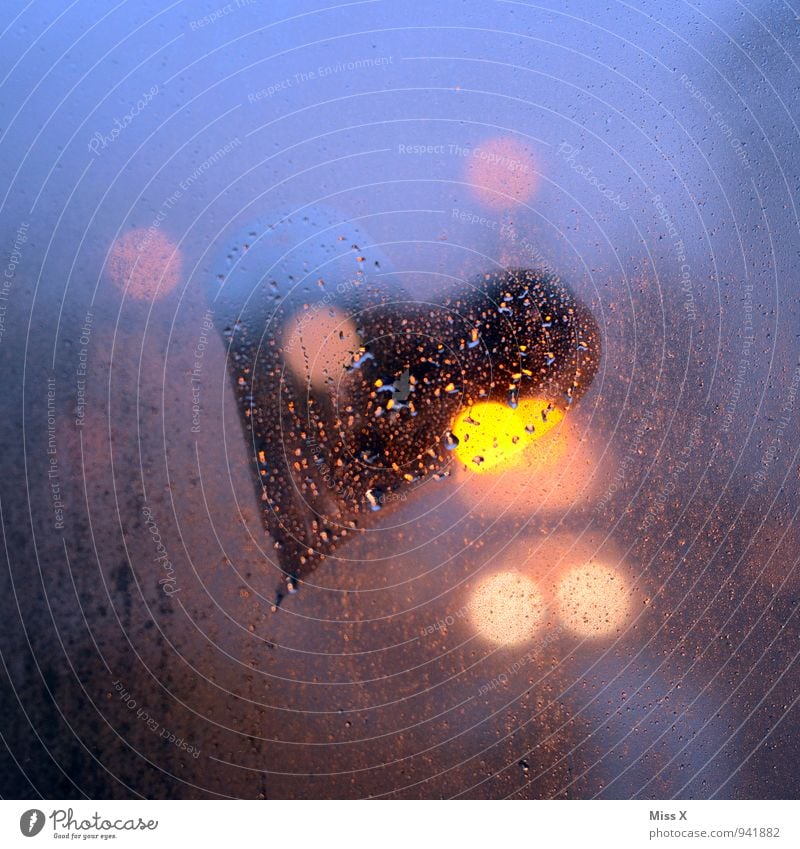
469, 571, 546, 645
466, 136, 538, 209
106, 228, 183, 301
282, 306, 361, 391
556, 561, 629, 638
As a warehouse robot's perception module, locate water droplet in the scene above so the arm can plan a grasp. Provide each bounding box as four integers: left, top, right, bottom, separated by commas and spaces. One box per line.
346, 349, 374, 371
444, 431, 460, 450
365, 488, 383, 511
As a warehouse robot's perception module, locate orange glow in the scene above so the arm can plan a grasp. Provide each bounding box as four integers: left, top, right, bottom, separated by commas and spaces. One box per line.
451, 421, 599, 511
466, 137, 538, 209
107, 229, 182, 301
451, 398, 564, 474
469, 571, 546, 645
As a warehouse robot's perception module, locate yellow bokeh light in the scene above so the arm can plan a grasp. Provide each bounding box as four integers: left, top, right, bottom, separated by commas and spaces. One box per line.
451, 398, 565, 474
469, 571, 546, 645
555, 562, 629, 638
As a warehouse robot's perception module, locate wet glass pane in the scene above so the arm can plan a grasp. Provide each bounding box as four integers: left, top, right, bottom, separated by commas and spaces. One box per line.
0, 0, 798, 803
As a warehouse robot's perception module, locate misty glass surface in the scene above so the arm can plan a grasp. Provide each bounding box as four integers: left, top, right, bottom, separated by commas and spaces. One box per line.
0, 0, 798, 799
